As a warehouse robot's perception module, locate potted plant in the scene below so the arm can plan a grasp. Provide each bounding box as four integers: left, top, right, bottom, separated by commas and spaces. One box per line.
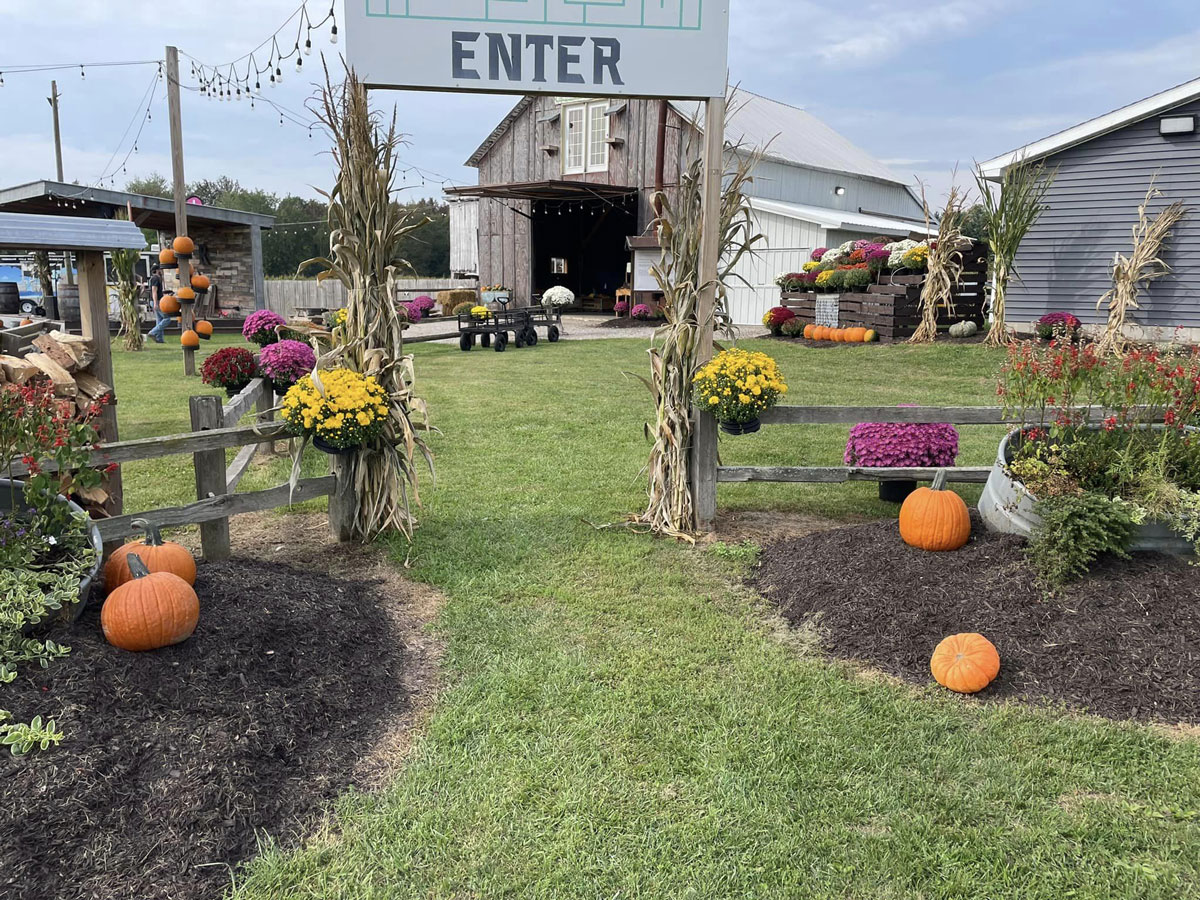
259, 339, 317, 396
982, 341, 1200, 583
762, 305, 795, 336
693, 347, 788, 435
242, 309, 287, 347
845, 417, 959, 502
200, 346, 259, 397
280, 367, 389, 454
1035, 311, 1081, 342
631, 303, 654, 321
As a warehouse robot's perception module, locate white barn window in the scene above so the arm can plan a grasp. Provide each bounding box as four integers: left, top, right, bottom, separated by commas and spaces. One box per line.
561, 100, 609, 175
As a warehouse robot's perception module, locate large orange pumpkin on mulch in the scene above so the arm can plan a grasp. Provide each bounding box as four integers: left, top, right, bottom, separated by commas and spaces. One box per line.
803, 323, 816, 340
813, 326, 828, 341
899, 468, 971, 551
104, 518, 197, 590
101, 553, 199, 652
930, 632, 1000, 693
847, 327, 867, 342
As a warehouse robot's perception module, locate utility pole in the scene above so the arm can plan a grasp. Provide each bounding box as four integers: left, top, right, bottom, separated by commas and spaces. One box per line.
48, 80, 74, 286
165, 45, 196, 375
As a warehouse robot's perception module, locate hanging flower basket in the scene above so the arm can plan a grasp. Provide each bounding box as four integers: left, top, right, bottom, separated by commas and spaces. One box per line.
280, 368, 389, 453
693, 348, 788, 437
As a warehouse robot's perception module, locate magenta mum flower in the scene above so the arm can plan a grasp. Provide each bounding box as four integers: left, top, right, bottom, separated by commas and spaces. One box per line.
259, 339, 316, 392
243, 310, 286, 346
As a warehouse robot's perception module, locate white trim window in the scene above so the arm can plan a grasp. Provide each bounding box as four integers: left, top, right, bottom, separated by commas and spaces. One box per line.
562, 100, 609, 175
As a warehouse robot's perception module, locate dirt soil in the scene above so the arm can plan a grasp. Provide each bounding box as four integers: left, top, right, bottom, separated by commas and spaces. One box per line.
766, 333, 987, 348
0, 513, 442, 900
753, 512, 1200, 724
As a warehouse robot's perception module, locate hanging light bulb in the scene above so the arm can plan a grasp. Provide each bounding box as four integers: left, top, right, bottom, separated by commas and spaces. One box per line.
295, 54, 303, 74
269, 71, 276, 86
275, 65, 283, 83
330, 12, 338, 44
255, 78, 261, 90
0, 73, 5, 88
80, 64, 85, 80
305, 34, 312, 55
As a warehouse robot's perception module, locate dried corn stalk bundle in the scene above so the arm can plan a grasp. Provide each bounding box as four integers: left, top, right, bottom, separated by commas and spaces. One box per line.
300, 62, 434, 541
910, 184, 966, 344
633, 139, 761, 539
1096, 183, 1189, 356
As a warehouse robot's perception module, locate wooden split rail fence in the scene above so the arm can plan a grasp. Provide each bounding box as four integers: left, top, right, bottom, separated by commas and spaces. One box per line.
7, 377, 356, 560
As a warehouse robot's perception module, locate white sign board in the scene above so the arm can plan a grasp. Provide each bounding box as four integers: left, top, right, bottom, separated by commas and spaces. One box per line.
346, 0, 729, 99
633, 248, 661, 292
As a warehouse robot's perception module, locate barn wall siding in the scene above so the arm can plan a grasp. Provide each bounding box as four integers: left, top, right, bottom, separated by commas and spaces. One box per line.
743, 158, 924, 220
1009, 96, 1200, 328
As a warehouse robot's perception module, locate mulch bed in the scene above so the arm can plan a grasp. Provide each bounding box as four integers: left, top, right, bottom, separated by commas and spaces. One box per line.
753, 513, 1200, 724
599, 316, 661, 329
1, 557, 411, 900
765, 333, 986, 348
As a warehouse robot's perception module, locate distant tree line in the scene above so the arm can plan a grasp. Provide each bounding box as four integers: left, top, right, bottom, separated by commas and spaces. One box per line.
124, 174, 450, 278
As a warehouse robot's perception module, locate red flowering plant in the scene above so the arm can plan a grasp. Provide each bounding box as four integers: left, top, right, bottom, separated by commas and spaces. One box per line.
998, 340, 1200, 574
200, 346, 259, 396
2, 379, 105, 753
762, 305, 796, 335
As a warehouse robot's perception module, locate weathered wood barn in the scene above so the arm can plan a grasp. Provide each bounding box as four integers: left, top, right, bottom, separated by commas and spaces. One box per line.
980, 76, 1200, 338
448, 91, 925, 325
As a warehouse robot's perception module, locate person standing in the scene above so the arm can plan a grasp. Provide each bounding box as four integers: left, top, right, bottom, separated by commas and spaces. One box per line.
147, 263, 172, 343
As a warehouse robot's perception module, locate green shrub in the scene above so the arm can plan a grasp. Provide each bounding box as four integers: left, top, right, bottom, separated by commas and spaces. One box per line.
842, 268, 872, 291
1026, 491, 1138, 586
452, 301, 476, 316
825, 269, 847, 291
780, 318, 805, 337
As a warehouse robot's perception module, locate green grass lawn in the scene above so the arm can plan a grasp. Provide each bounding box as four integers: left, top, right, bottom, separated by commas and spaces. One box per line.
109, 335, 1200, 900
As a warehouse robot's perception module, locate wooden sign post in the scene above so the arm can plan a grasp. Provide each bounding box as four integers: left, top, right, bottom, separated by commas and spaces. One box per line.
165, 45, 195, 376
691, 95, 726, 532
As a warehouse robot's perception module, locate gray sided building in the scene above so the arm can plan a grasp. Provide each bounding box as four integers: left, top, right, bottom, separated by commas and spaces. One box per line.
981, 78, 1200, 337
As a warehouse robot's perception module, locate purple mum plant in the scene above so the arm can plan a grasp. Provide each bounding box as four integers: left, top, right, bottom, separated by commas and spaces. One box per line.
631, 303, 653, 320
614, 299, 629, 315
259, 339, 316, 394
243, 309, 286, 347
845, 419, 959, 468
410, 295, 436, 312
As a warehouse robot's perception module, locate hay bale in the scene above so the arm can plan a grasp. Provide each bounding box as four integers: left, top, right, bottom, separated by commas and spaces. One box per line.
436, 289, 477, 315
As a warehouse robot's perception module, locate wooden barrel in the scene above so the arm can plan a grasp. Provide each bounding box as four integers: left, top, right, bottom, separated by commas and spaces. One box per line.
0, 282, 18, 314
57, 282, 81, 331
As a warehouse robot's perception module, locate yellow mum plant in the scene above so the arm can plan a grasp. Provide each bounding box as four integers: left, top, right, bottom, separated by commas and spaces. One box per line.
281, 367, 389, 451
328, 307, 348, 329
693, 348, 788, 433
802, 261, 821, 272
815, 269, 835, 288
470, 305, 490, 319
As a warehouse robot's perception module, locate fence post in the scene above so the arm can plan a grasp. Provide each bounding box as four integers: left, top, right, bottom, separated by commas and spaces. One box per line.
327, 454, 356, 542
190, 394, 231, 560
255, 380, 278, 454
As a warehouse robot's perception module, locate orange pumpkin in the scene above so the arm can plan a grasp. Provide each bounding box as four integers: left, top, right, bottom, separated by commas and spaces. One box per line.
191, 273, 211, 291
899, 468, 971, 551
194, 319, 214, 339
158, 247, 177, 267
814, 326, 829, 341
101, 553, 199, 652
833, 328, 845, 342
181, 329, 200, 349
104, 518, 197, 590
176, 286, 196, 302
931, 633, 1000, 693
803, 324, 816, 340
159, 293, 180, 315
19, 317, 33, 326
847, 327, 867, 342
172, 235, 196, 256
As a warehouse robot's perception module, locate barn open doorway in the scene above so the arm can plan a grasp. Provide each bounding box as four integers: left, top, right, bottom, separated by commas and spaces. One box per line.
531, 192, 638, 311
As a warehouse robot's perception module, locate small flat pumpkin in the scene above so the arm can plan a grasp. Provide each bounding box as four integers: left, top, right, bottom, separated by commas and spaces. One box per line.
931, 632, 1000, 693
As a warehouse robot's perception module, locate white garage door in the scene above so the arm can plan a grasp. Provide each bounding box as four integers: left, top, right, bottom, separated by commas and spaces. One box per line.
724, 209, 823, 327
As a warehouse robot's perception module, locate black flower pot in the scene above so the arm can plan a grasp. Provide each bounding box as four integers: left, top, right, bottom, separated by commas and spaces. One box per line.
878, 479, 917, 503
312, 435, 354, 456
720, 417, 762, 436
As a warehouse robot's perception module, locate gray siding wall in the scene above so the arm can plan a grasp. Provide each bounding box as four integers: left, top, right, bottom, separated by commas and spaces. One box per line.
1009, 96, 1200, 328
743, 157, 924, 219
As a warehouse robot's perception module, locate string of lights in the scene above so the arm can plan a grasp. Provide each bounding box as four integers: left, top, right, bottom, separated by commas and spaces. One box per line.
0, 59, 161, 86
91, 64, 164, 188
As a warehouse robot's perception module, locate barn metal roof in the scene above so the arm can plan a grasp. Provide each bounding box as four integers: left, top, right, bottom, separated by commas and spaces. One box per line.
979, 74, 1200, 179
670, 91, 908, 186
0, 212, 148, 252
445, 180, 637, 201
747, 197, 926, 238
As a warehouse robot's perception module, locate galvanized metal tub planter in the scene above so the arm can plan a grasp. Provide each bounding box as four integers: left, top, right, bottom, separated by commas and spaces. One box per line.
0, 478, 104, 624
977, 429, 1193, 555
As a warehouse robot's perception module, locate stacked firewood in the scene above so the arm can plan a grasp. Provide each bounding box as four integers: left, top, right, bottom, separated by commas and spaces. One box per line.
0, 330, 113, 413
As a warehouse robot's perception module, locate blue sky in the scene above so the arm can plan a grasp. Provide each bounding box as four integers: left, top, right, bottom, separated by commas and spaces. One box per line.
1, 1, 1199, 205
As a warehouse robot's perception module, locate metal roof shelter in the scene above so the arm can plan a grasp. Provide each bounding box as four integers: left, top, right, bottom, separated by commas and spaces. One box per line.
0, 212, 147, 252
0, 210, 151, 516
0, 180, 274, 230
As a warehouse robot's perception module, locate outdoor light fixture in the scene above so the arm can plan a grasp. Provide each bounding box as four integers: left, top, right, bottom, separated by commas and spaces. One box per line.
1160, 116, 1195, 135
834, 186, 846, 196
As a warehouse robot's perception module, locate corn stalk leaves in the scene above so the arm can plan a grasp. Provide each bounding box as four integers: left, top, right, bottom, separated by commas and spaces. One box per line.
296, 60, 435, 542
909, 183, 967, 344
631, 134, 762, 540
1095, 181, 1189, 356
